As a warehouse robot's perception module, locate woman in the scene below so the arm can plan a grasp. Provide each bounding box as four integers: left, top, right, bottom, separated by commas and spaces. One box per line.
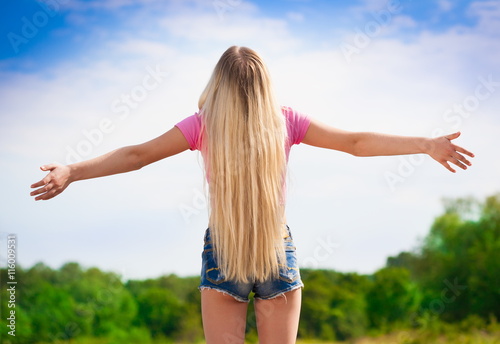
30, 46, 474, 344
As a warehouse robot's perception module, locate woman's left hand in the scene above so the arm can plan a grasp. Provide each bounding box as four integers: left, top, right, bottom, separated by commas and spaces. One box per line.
427, 132, 474, 173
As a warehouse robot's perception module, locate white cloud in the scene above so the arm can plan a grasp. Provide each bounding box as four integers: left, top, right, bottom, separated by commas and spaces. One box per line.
287, 11, 304, 22
2, 0, 499, 279
389, 14, 418, 30
468, 0, 500, 35
438, 0, 454, 12
159, 13, 301, 53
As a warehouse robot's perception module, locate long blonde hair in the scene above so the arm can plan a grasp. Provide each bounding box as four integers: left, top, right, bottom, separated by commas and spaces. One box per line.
198, 46, 287, 283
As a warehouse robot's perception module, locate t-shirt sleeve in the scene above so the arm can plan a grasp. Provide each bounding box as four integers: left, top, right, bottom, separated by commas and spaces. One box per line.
175, 113, 202, 151
283, 106, 311, 145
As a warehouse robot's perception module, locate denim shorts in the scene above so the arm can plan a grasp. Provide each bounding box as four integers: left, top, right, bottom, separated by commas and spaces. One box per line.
199, 225, 304, 302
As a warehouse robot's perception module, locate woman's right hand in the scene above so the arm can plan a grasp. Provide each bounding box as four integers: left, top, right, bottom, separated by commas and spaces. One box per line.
30, 163, 72, 201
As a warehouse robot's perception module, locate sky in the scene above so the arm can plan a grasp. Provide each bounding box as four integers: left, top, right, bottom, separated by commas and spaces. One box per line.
0, 0, 499, 281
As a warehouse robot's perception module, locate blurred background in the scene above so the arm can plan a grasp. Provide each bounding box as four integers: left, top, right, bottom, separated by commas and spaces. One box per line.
0, 0, 499, 343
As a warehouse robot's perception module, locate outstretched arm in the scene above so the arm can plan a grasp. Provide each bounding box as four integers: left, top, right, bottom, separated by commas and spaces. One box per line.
30, 126, 190, 201
302, 118, 474, 172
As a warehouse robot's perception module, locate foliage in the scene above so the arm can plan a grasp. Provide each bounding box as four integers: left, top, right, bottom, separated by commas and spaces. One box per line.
406, 194, 500, 324
299, 270, 370, 340
0, 193, 499, 343
366, 267, 421, 330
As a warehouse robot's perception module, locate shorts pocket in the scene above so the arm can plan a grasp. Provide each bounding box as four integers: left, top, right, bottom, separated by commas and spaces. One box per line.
206, 267, 226, 284
203, 251, 226, 285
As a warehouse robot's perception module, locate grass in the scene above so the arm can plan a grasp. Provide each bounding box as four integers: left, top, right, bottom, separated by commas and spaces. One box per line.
33, 329, 500, 344
296, 329, 500, 344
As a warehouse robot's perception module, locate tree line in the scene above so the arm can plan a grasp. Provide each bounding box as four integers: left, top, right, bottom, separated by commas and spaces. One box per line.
1, 194, 499, 343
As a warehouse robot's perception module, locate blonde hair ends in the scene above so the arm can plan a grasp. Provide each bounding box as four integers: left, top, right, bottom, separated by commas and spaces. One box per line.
199, 46, 287, 283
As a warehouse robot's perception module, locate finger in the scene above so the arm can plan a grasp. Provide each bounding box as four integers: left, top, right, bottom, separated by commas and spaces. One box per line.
31, 179, 47, 188
453, 144, 475, 159
35, 192, 50, 201
450, 155, 467, 170
40, 163, 58, 171
34, 189, 51, 201
30, 188, 44, 197
31, 187, 49, 197
445, 132, 461, 141
30, 175, 52, 189
442, 161, 456, 173
30, 184, 52, 197
36, 188, 58, 201
453, 152, 471, 167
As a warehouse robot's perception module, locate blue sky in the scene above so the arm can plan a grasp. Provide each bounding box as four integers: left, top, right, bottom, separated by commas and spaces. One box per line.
1, 0, 499, 280
0, 1, 485, 67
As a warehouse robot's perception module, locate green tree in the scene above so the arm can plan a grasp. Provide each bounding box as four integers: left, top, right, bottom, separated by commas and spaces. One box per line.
366, 267, 421, 330
136, 287, 184, 338
19, 262, 138, 341
329, 283, 368, 340
464, 195, 500, 319
300, 270, 338, 340
26, 281, 80, 342
72, 266, 137, 337
392, 194, 500, 324
299, 269, 370, 341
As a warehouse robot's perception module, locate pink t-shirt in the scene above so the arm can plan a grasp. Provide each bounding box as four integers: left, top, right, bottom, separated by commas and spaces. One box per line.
175, 106, 311, 158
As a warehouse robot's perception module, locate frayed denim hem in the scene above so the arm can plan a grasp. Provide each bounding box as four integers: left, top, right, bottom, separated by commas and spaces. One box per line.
253, 282, 304, 301
199, 285, 250, 303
